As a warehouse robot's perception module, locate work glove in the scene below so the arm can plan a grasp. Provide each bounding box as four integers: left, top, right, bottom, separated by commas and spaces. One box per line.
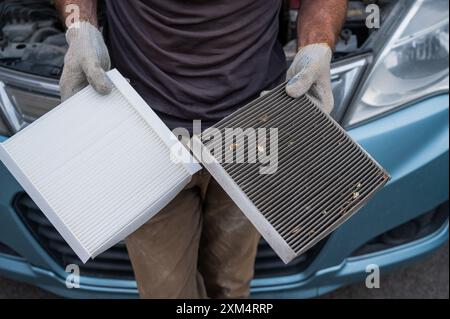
285, 43, 334, 114
59, 21, 112, 101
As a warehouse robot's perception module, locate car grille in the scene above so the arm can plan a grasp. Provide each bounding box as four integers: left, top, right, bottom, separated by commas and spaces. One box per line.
14, 192, 323, 279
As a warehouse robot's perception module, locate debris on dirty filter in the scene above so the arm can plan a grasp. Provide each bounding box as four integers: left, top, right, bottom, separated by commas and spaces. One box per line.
291, 226, 302, 235
259, 114, 270, 123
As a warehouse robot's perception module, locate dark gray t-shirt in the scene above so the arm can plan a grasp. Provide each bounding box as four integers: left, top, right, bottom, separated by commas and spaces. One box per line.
106, 0, 286, 131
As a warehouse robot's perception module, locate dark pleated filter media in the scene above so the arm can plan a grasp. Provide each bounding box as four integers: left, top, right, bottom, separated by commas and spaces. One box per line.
190, 83, 390, 263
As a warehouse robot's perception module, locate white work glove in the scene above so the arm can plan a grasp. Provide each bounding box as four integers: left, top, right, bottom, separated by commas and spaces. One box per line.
59, 22, 112, 101
285, 43, 334, 114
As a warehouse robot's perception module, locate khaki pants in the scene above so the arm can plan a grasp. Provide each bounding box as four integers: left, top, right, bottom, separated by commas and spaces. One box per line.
125, 170, 261, 298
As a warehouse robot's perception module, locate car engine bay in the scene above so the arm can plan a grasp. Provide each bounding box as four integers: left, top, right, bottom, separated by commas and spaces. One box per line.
0, 0, 386, 78
0, 0, 67, 77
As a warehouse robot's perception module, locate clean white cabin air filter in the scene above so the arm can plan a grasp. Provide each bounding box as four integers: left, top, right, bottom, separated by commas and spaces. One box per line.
0, 69, 201, 263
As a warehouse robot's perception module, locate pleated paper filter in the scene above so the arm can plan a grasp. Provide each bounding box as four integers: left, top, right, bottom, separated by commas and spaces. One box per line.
190, 83, 390, 264
0, 69, 201, 263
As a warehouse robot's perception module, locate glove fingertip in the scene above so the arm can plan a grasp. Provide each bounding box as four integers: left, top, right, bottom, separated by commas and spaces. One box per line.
285, 83, 305, 99
89, 71, 113, 96
259, 90, 271, 97
97, 76, 113, 96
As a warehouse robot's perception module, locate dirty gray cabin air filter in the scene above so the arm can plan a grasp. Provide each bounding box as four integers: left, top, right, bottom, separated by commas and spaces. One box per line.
190, 83, 390, 264
0, 69, 201, 263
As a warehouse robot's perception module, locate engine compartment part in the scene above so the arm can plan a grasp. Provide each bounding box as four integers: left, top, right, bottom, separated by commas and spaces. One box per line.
0, 0, 67, 78
282, 0, 383, 62
0, 0, 387, 78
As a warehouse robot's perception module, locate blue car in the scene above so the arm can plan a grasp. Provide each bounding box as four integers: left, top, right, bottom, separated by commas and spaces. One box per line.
0, 0, 448, 298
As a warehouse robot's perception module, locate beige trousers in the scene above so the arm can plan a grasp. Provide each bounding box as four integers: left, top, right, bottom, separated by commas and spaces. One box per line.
125, 170, 261, 298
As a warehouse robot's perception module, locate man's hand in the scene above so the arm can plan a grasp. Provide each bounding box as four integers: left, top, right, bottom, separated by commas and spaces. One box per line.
60, 22, 112, 101
55, 1, 112, 101
286, 43, 333, 113
285, 0, 347, 113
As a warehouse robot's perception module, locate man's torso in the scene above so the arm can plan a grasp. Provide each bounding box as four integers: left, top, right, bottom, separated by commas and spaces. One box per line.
106, 0, 286, 131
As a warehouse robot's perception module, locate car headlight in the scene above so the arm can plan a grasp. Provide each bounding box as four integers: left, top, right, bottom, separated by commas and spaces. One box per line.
344, 0, 449, 128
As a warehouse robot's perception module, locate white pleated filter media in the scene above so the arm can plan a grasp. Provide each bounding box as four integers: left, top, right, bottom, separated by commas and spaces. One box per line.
0, 69, 201, 263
